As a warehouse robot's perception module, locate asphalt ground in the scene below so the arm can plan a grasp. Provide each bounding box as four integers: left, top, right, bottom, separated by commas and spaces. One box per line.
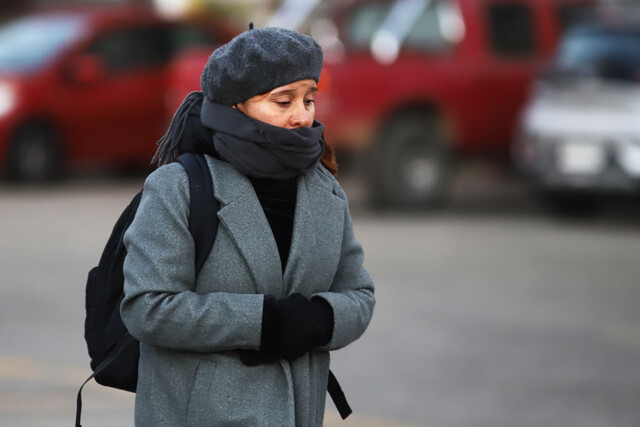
1, 160, 640, 426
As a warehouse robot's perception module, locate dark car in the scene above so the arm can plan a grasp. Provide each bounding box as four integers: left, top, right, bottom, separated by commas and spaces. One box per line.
0, 5, 231, 181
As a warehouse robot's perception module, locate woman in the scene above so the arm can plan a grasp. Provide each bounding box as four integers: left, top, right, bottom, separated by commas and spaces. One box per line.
120, 26, 375, 426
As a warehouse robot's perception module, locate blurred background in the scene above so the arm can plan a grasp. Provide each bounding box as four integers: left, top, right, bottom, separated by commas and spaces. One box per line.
1, 0, 640, 426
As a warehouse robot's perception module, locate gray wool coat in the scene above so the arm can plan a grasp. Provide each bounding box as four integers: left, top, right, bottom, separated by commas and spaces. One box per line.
120, 155, 375, 426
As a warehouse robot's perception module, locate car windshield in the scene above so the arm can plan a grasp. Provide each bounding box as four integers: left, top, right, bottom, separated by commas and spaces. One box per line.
555, 27, 640, 82
347, 0, 463, 50
0, 15, 84, 73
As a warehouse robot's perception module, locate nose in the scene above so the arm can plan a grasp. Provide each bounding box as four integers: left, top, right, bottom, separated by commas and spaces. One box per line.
290, 103, 312, 128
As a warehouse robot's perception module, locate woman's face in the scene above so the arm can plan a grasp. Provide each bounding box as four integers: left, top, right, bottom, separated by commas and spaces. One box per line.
235, 79, 317, 129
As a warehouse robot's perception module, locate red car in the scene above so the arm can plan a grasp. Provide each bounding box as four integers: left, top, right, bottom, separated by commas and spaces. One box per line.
167, 0, 595, 209
0, 5, 232, 181
311, 0, 595, 208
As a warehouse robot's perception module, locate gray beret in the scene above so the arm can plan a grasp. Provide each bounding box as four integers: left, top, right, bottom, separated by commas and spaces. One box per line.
201, 26, 323, 106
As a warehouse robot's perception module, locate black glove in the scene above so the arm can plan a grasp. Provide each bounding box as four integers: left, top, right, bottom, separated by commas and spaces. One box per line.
239, 294, 335, 366
307, 297, 334, 347
237, 349, 278, 366
267, 293, 337, 361
265, 293, 316, 360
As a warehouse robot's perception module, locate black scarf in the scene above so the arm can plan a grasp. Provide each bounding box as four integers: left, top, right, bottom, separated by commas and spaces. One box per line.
153, 92, 325, 181
200, 97, 324, 180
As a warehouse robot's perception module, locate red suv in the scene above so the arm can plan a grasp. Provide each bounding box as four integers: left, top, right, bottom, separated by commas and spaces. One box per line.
166, 0, 593, 208
0, 5, 232, 181
308, 0, 594, 208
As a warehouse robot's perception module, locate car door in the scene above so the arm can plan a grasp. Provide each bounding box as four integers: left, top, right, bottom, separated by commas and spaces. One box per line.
472, 1, 539, 150
56, 23, 171, 165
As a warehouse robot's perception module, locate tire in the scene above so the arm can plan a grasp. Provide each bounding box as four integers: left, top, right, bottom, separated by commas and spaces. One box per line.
538, 191, 601, 218
368, 113, 452, 210
5, 123, 63, 182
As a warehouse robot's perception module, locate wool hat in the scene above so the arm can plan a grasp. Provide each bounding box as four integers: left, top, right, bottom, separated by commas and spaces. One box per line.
201, 26, 323, 106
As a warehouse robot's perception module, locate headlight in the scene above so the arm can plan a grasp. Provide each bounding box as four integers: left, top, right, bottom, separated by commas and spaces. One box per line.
0, 82, 16, 116
617, 140, 640, 178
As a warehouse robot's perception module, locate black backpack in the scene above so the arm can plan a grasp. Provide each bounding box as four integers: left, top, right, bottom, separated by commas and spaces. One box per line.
75, 153, 219, 427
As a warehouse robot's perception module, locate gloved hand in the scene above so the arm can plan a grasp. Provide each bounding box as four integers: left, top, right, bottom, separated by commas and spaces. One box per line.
306, 297, 334, 346
263, 293, 316, 360
239, 293, 335, 366
265, 293, 335, 361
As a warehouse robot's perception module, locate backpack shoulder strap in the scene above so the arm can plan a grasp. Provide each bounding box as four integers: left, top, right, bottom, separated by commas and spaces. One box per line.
328, 369, 352, 419
76, 154, 220, 427
177, 152, 219, 276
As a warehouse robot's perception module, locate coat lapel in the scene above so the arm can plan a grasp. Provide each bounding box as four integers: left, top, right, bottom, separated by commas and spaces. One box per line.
207, 157, 284, 296
206, 156, 346, 297
284, 172, 345, 295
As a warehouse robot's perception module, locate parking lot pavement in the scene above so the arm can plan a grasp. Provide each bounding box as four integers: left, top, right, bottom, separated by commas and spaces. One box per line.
0, 356, 417, 427
1, 161, 640, 426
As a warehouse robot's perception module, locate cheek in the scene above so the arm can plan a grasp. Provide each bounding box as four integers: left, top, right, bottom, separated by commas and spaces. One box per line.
265, 112, 289, 127
253, 107, 289, 127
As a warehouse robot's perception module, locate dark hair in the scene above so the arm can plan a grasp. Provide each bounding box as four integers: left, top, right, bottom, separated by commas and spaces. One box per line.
320, 132, 338, 176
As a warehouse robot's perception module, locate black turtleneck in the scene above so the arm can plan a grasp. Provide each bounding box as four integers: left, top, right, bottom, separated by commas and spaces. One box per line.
249, 176, 298, 272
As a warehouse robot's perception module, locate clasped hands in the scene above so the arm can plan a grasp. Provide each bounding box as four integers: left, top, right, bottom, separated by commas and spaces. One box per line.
238, 293, 333, 366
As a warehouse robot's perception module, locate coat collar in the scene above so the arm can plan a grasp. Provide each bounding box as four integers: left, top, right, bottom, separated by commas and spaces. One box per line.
205, 156, 345, 297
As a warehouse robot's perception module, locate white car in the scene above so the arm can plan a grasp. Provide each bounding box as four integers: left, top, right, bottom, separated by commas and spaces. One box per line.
513, 20, 640, 205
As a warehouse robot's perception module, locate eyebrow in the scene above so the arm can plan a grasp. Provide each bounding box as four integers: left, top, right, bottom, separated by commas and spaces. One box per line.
270, 86, 318, 97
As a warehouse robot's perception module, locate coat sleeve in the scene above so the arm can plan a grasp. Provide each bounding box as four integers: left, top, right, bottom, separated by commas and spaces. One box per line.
120, 164, 263, 352
312, 185, 375, 351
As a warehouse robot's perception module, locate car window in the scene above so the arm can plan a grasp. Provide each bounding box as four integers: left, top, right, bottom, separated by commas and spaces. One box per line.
556, 3, 594, 33
487, 3, 535, 57
346, 2, 390, 48
168, 24, 216, 52
346, 0, 463, 53
87, 25, 171, 75
556, 28, 640, 81
0, 15, 84, 72
405, 0, 464, 50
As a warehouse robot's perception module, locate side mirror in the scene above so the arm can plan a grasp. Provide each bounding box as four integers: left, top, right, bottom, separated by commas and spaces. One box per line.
64, 54, 107, 85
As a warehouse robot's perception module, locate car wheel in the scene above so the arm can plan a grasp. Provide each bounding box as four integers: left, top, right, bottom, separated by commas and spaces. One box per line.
538, 191, 601, 217
368, 113, 452, 210
6, 124, 63, 182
